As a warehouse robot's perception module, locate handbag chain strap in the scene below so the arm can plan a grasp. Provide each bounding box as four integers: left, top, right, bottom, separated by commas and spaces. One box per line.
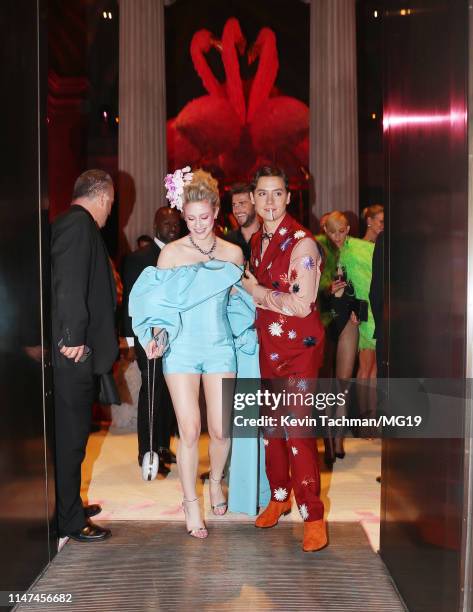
146, 357, 156, 454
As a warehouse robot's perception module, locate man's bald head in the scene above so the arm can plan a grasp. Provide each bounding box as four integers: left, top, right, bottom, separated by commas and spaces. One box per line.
154, 207, 181, 244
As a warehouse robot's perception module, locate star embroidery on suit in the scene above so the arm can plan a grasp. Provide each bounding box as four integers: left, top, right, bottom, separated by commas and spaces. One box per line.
301, 476, 316, 487
301, 255, 315, 270
290, 269, 298, 282
294, 230, 306, 240
291, 446, 298, 456
288, 330, 297, 340
303, 336, 316, 347
280, 237, 293, 252
268, 321, 283, 336
279, 273, 290, 287
297, 378, 308, 391
270, 352, 279, 361
274, 487, 288, 501
291, 283, 300, 293
299, 503, 309, 521
279, 227, 288, 236
276, 361, 289, 373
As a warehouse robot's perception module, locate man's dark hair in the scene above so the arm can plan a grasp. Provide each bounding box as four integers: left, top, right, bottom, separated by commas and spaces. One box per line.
230, 183, 252, 197
251, 166, 289, 191
137, 234, 153, 246
72, 169, 113, 200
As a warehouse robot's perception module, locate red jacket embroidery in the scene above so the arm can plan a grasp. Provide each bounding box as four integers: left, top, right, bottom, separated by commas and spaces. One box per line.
250, 213, 325, 380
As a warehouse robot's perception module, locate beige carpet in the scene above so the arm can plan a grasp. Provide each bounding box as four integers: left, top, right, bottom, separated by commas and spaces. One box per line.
81, 429, 381, 550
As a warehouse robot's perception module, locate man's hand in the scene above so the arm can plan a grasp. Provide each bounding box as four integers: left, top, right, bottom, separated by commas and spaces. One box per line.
60, 344, 85, 363
241, 266, 259, 297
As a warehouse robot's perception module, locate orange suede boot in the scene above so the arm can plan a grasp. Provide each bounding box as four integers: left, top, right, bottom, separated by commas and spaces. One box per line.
302, 519, 328, 552
255, 500, 292, 528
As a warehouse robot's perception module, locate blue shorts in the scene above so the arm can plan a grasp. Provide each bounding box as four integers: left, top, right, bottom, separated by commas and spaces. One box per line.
163, 342, 236, 375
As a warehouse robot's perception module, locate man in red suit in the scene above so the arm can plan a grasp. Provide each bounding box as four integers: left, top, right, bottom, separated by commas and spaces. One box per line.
242, 166, 327, 552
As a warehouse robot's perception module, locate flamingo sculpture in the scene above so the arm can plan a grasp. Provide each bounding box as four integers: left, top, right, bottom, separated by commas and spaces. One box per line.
216, 17, 256, 178
247, 27, 309, 159
172, 28, 242, 161
167, 29, 224, 168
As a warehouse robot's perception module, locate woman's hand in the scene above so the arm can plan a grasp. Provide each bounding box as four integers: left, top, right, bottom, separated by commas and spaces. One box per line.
241, 266, 259, 296
330, 279, 347, 296
145, 339, 165, 359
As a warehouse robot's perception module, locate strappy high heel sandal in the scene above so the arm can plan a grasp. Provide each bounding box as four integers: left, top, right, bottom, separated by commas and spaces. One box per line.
182, 498, 208, 539
209, 473, 228, 516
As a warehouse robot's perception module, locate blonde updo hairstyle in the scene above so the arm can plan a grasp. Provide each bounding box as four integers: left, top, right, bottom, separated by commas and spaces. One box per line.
183, 169, 220, 211
324, 210, 349, 232
362, 204, 384, 221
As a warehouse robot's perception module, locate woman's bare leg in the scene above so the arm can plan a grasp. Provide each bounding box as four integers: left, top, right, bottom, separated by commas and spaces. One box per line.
358, 348, 377, 380
165, 373, 206, 534
202, 372, 235, 513
334, 321, 359, 456
357, 349, 377, 427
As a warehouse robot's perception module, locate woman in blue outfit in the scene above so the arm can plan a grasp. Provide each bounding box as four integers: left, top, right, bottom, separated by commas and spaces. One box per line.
130, 169, 268, 538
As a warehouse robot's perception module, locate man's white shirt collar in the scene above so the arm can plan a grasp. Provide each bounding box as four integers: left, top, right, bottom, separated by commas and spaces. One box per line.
154, 236, 165, 250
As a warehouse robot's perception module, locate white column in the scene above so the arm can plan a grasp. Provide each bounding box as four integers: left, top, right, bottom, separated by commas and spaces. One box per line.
118, 0, 167, 254
310, 0, 358, 224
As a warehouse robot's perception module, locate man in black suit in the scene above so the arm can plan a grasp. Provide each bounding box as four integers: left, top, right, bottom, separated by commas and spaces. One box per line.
225, 183, 260, 261
121, 206, 180, 472
51, 169, 118, 542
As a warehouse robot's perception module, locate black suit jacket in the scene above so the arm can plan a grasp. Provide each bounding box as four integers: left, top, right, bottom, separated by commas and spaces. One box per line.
51, 205, 118, 374
224, 228, 251, 261
121, 241, 161, 338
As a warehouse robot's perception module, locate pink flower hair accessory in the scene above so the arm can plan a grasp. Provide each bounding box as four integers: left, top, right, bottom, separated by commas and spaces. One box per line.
164, 166, 193, 211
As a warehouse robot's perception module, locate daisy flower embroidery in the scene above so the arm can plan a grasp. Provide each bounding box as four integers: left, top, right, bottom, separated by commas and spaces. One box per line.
301, 255, 315, 271
270, 352, 279, 361
291, 446, 298, 456
274, 487, 288, 501
294, 230, 306, 240
288, 330, 297, 340
299, 503, 309, 521
280, 237, 293, 252
268, 321, 283, 336
279, 227, 288, 236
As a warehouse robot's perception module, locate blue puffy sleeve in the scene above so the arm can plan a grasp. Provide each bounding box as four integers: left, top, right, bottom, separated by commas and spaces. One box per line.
129, 260, 242, 350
